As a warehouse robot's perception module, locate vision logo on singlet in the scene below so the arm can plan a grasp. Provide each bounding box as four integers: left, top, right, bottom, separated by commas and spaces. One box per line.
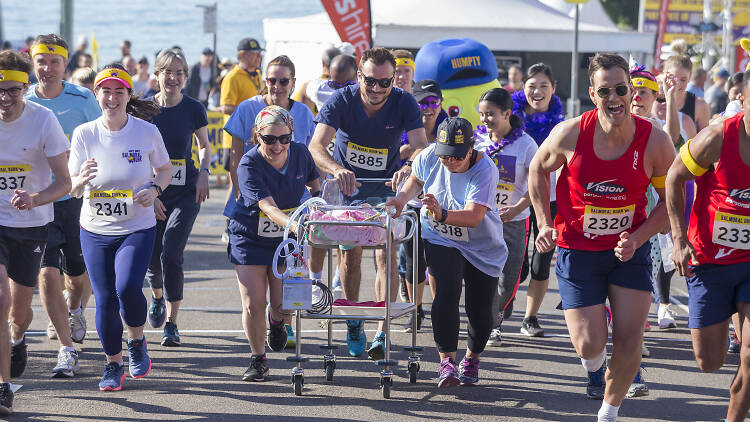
585, 180, 626, 197
728, 189, 750, 208
346, 142, 387, 171
258, 207, 296, 238
713, 211, 750, 250
90, 189, 134, 222
170, 159, 186, 186
0, 164, 29, 192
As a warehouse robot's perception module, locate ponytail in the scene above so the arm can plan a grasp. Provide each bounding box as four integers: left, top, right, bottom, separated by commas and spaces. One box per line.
126, 97, 160, 122
509, 114, 523, 131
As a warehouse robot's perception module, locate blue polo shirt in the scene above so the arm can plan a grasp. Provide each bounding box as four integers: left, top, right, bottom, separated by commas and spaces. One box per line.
229, 142, 319, 248
224, 96, 315, 147
26, 81, 101, 201
315, 84, 422, 200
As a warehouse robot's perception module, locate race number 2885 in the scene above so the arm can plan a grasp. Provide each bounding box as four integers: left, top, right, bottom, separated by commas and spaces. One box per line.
346, 142, 387, 171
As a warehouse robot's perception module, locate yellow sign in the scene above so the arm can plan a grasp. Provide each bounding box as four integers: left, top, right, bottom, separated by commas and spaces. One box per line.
191, 111, 228, 175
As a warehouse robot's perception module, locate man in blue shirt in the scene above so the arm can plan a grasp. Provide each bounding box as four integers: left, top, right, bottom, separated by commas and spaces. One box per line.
308, 47, 428, 360
25, 34, 100, 379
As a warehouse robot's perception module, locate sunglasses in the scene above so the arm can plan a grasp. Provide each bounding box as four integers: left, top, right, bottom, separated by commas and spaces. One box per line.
655, 97, 666, 103
361, 75, 394, 89
327, 79, 357, 89
595, 84, 629, 99
266, 78, 290, 86
438, 154, 466, 161
258, 133, 292, 145
419, 97, 441, 110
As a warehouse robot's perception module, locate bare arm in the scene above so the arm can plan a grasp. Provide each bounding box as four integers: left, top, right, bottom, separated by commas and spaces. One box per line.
230, 135, 245, 198
664, 77, 681, 146
385, 172, 424, 217
13, 152, 72, 210
422, 196, 488, 228
258, 196, 295, 232
405, 127, 428, 160
221, 104, 235, 115
194, 125, 211, 203
681, 114, 697, 139
308, 123, 341, 175
694, 97, 711, 131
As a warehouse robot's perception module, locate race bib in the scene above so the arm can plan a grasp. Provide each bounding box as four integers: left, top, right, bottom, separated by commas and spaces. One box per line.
496, 182, 514, 207
583, 204, 634, 236
428, 215, 469, 242
0, 165, 29, 193
258, 207, 296, 238
326, 141, 335, 157
90, 190, 134, 222
346, 142, 387, 171
712, 211, 750, 250
170, 159, 186, 186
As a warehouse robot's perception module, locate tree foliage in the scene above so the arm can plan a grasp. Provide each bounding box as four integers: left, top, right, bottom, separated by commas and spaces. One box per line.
600, 0, 640, 29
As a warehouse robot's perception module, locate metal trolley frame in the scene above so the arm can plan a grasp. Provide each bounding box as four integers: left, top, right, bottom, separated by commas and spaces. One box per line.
286, 179, 424, 398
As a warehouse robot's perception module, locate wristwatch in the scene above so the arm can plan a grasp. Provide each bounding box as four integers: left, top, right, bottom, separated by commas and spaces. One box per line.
404, 160, 413, 167
438, 208, 448, 223
149, 182, 163, 197
200, 167, 211, 174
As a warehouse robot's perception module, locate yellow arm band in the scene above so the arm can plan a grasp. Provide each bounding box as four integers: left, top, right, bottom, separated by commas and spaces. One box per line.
395, 58, 415, 70
30, 44, 68, 60
679, 139, 708, 177
0, 70, 29, 84
650, 175, 666, 188
631, 77, 659, 93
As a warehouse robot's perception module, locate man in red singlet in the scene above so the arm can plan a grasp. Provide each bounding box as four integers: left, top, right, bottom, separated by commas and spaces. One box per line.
529, 53, 675, 422
666, 69, 750, 422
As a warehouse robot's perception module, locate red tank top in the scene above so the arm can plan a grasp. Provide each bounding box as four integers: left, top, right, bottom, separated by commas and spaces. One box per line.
554, 109, 651, 251
688, 112, 750, 265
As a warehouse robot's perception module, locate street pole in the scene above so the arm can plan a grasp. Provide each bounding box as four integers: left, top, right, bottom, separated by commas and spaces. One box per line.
60, 0, 73, 45
212, 2, 217, 84
703, 0, 713, 70
568, 3, 580, 118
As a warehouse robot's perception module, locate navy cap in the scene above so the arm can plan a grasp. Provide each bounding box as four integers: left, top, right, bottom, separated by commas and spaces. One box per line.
434, 117, 474, 158
716, 68, 730, 78
237, 38, 264, 53
412, 79, 442, 102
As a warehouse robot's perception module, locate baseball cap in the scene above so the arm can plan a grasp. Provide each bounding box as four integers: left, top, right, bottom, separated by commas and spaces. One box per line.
202, 48, 214, 55
715, 68, 730, 78
434, 117, 474, 158
412, 79, 442, 102
237, 38, 264, 53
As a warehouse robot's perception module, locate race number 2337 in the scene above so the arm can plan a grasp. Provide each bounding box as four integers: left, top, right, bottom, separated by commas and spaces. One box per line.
346, 142, 387, 171
583, 204, 634, 236
0, 164, 29, 192
713, 211, 750, 250
90, 190, 134, 222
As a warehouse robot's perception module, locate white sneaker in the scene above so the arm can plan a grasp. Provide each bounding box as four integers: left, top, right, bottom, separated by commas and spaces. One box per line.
46, 321, 57, 340
641, 342, 650, 357
486, 328, 502, 347
51, 348, 79, 378
658, 303, 677, 329
69, 310, 87, 343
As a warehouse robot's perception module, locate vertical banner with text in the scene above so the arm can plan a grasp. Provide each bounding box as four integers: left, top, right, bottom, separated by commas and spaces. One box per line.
320, 0, 372, 57
654, 0, 671, 70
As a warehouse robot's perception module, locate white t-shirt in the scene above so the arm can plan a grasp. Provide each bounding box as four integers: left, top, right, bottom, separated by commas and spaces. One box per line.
0, 101, 68, 227
474, 132, 538, 221
69, 115, 170, 235
306, 78, 336, 110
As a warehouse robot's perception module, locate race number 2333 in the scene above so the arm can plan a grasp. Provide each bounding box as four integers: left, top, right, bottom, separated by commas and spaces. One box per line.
90, 189, 134, 222
713, 211, 750, 250
583, 204, 634, 236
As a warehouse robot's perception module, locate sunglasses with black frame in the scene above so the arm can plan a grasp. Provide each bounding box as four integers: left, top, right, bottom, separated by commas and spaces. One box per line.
360, 74, 394, 89
258, 133, 292, 145
266, 77, 291, 87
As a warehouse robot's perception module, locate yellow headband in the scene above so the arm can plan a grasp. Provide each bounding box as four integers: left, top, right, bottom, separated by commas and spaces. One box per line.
30, 44, 68, 60
395, 58, 414, 71
94, 68, 133, 90
631, 77, 659, 93
680, 139, 708, 177
0, 70, 29, 84
741, 38, 750, 71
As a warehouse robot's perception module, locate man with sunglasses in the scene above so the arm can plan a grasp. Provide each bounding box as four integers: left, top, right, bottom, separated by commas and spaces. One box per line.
309, 47, 428, 360
529, 53, 674, 422
307, 53, 358, 113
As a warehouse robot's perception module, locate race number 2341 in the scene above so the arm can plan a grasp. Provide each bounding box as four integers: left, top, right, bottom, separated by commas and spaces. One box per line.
90, 189, 134, 222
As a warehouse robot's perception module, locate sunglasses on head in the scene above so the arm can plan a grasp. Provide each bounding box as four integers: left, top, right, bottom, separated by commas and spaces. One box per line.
258, 133, 292, 145
655, 97, 666, 103
419, 97, 441, 110
361, 75, 394, 89
596, 84, 629, 99
327, 79, 357, 89
266, 77, 290, 86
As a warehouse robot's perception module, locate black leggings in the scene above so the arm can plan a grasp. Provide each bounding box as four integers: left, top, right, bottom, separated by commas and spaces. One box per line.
403, 206, 426, 284
521, 201, 558, 282
654, 260, 676, 305
424, 240, 499, 354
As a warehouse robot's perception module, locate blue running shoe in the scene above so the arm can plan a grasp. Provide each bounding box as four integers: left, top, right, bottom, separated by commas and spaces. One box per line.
586, 360, 606, 399
437, 357, 460, 388
99, 362, 125, 391
367, 331, 387, 361
346, 320, 366, 357
148, 296, 166, 328
459, 356, 479, 386
127, 337, 151, 378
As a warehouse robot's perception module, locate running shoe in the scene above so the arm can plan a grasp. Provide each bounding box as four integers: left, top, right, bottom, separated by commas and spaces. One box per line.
284, 324, 296, 349
47, 321, 57, 340
399, 276, 409, 302
99, 362, 125, 391
346, 320, 366, 357
486, 328, 503, 347
658, 303, 677, 329
642, 342, 650, 358
586, 360, 606, 399
458, 356, 479, 386
126, 337, 151, 378
626, 366, 649, 398
221, 229, 229, 244
404, 307, 424, 333
367, 331, 387, 361
51, 348, 80, 378
147, 296, 166, 328
69, 310, 87, 343
265, 304, 287, 352
437, 357, 460, 388
0, 382, 12, 415
242, 355, 268, 382
10, 338, 27, 378
161, 321, 181, 347
520, 316, 544, 337
729, 332, 741, 353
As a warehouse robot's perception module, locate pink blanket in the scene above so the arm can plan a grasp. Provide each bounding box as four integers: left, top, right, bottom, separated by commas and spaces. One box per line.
308, 208, 406, 247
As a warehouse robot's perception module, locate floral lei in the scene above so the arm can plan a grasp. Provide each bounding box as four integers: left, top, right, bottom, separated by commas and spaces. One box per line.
511, 90, 565, 145
474, 120, 525, 158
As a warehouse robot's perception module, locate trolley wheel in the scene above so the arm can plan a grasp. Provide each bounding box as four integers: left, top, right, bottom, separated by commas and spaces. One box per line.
293, 374, 303, 396
325, 360, 335, 381
381, 377, 392, 399
408, 362, 419, 383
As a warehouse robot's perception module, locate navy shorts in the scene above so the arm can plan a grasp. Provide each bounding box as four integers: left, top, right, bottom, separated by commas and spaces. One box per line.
686, 261, 750, 329
228, 233, 278, 266
41, 197, 86, 276
556, 243, 652, 309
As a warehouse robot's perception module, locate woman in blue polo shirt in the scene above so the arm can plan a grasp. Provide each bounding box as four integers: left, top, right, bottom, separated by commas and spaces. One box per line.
144, 48, 211, 347
229, 105, 320, 382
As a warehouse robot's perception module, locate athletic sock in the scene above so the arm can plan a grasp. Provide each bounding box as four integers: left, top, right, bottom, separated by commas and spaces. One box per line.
61, 345, 76, 353
581, 348, 607, 372
10, 334, 24, 346
311, 271, 323, 280
70, 307, 82, 316
597, 400, 619, 421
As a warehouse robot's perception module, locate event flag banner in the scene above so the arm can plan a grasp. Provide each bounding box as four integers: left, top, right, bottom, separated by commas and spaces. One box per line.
320, 0, 372, 57
191, 111, 228, 175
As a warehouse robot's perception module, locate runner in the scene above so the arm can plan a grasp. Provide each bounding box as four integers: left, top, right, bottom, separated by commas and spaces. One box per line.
386, 117, 507, 387
511, 63, 565, 337
666, 69, 750, 422
529, 53, 674, 421
662, 54, 711, 132
144, 48, 211, 347
25, 34, 101, 378
308, 47, 428, 360
392, 50, 415, 94
228, 105, 320, 381
294, 46, 340, 114
69, 64, 171, 391
0, 49, 71, 414
474, 88, 537, 347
